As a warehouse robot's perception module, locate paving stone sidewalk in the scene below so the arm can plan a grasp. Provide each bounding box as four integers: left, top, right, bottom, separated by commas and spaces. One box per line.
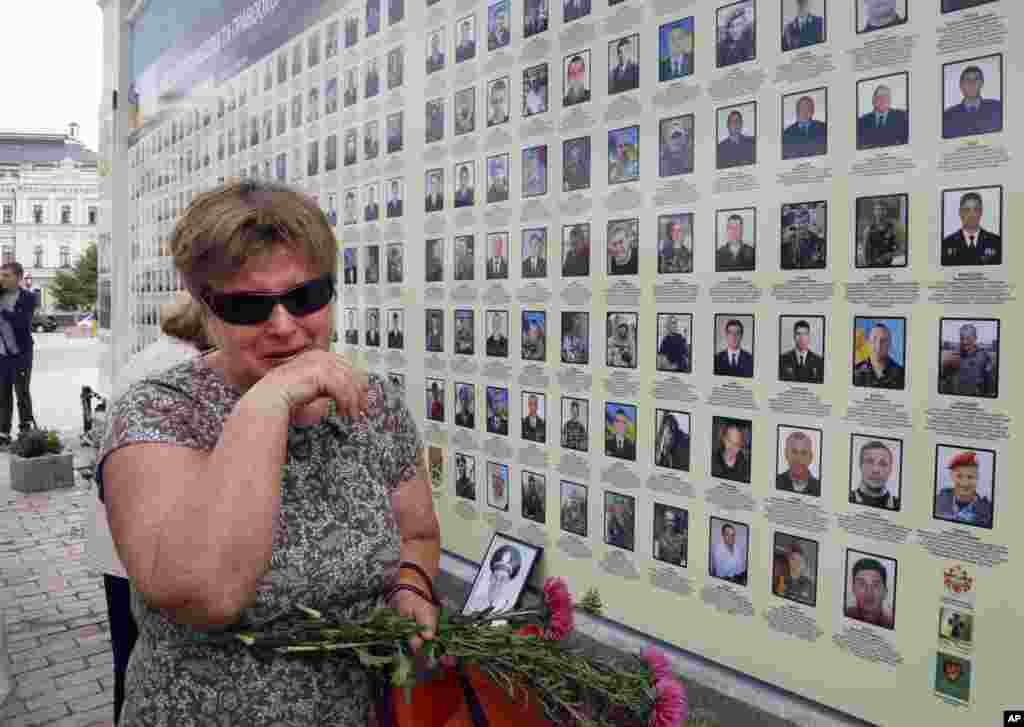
1, 436, 115, 727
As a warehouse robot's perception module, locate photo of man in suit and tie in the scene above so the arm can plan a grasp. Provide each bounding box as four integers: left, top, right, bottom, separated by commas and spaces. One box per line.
604, 403, 638, 462
658, 17, 695, 82
942, 56, 1004, 139
716, 105, 757, 169
607, 34, 640, 95
776, 427, 822, 497
716, 209, 756, 273
522, 228, 548, 278
782, 0, 825, 51
781, 90, 828, 160
487, 154, 511, 203
856, 73, 909, 150
563, 0, 590, 23
488, 0, 511, 51
778, 316, 825, 384
521, 392, 547, 444
941, 187, 1002, 266
714, 315, 755, 378
486, 232, 510, 279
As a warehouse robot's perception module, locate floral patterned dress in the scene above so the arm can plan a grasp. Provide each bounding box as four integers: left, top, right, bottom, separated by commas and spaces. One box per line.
96, 354, 421, 726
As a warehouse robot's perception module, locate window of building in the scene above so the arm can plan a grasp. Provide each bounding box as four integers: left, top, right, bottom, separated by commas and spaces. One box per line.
88, 206, 98, 225
33, 246, 43, 268
32, 204, 43, 224
2, 205, 11, 224
59, 246, 71, 268
2, 247, 14, 265
61, 205, 72, 224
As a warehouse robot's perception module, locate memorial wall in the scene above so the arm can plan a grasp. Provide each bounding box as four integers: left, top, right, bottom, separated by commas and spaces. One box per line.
124, 0, 1020, 723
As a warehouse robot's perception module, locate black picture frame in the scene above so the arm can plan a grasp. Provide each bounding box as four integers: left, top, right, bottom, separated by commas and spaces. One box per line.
937, 317, 999, 399
772, 531, 819, 607
462, 532, 543, 615
932, 443, 996, 530
604, 490, 636, 552
843, 547, 897, 630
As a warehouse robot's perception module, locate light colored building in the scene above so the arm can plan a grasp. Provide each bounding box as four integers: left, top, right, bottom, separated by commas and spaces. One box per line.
0, 125, 100, 311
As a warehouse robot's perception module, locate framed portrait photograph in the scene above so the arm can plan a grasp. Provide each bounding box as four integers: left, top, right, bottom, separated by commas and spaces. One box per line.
779, 315, 825, 384
486, 76, 511, 127
386, 111, 404, 154
486, 385, 510, 435
386, 243, 404, 283
604, 491, 636, 551
454, 234, 475, 281
608, 34, 640, 95
454, 382, 476, 429
659, 114, 695, 178
938, 318, 999, 398
454, 309, 475, 355
521, 227, 548, 278
364, 120, 380, 160
387, 46, 404, 90
522, 145, 548, 198
487, 461, 510, 511
564, 0, 591, 23
344, 67, 359, 108
385, 178, 403, 219
364, 309, 381, 347
781, 88, 828, 160
563, 51, 592, 106
425, 238, 444, 283
781, 201, 827, 270
364, 57, 381, 99
855, 194, 908, 268
856, 0, 906, 33
852, 317, 906, 390
463, 533, 542, 615
388, 371, 405, 393
387, 309, 404, 349
856, 72, 910, 150
454, 86, 477, 136
342, 247, 358, 285
343, 307, 359, 345
604, 402, 638, 462
560, 397, 590, 452
717, 0, 756, 67
521, 310, 547, 362
933, 652, 972, 705
934, 445, 995, 530
364, 245, 381, 285
659, 17, 695, 82
560, 480, 588, 537
844, 548, 897, 629
657, 213, 693, 275
486, 153, 510, 204
485, 309, 510, 357
426, 97, 445, 145
776, 425, 822, 496
711, 416, 752, 484
523, 63, 550, 117
608, 126, 640, 185
344, 129, 358, 166
562, 136, 591, 193
455, 14, 477, 63
453, 161, 476, 208
488, 0, 511, 51
561, 311, 590, 365
426, 26, 446, 74
654, 409, 691, 471
425, 168, 445, 213
781, 0, 826, 51
938, 606, 975, 650
941, 185, 1002, 266
606, 312, 638, 369
646, 313, 688, 378
942, 0, 996, 12
486, 232, 510, 280
325, 77, 339, 116
716, 102, 757, 169
942, 54, 1003, 139
713, 314, 755, 378
326, 20, 340, 59
709, 517, 749, 586
606, 218, 639, 275
522, 471, 547, 524
425, 308, 445, 353
425, 377, 446, 423
653, 504, 689, 567
849, 434, 903, 511
562, 223, 591, 277
276, 102, 287, 136
523, 0, 549, 38
363, 182, 380, 223
772, 532, 819, 607
366, 0, 381, 36
521, 391, 547, 444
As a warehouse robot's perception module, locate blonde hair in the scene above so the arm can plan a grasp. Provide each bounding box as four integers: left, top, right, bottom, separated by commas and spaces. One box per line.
170, 180, 336, 302
159, 290, 212, 350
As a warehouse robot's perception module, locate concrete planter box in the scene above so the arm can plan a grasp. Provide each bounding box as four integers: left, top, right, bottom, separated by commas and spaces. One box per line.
9, 452, 75, 493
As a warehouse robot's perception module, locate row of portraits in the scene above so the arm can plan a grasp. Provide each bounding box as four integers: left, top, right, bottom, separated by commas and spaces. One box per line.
352, 307, 1000, 398
429, 387, 996, 529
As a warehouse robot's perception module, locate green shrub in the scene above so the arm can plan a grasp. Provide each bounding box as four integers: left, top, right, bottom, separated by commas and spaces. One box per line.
10, 429, 64, 458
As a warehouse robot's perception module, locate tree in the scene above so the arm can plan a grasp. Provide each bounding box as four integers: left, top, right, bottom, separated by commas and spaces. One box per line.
48, 242, 98, 311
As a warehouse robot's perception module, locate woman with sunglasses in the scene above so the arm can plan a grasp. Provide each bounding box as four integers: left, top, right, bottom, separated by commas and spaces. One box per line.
96, 181, 440, 726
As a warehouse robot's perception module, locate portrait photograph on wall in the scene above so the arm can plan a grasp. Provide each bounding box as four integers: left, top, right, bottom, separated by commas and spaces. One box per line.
463, 533, 542, 615
717, 1, 756, 67
781, 0, 826, 51
454, 309, 475, 356
385, 177, 403, 218
938, 318, 999, 399
522, 228, 549, 278
844, 548, 897, 629
933, 445, 995, 530
563, 136, 592, 192
386, 243, 404, 284
852, 317, 906, 390
778, 315, 825, 384
564, 0, 591, 23
522, 471, 547, 524
604, 402, 638, 462
386, 111, 403, 153
933, 652, 972, 705
716, 102, 757, 169
425, 308, 444, 353
561, 311, 590, 365
426, 97, 445, 144
659, 114, 694, 178
455, 14, 477, 63
364, 308, 381, 347
454, 161, 476, 208
521, 391, 547, 444
652, 504, 689, 568
647, 314, 691, 378
856, 72, 909, 150
454, 234, 475, 281
522, 145, 548, 198
711, 416, 752, 484
522, 310, 547, 362
780, 200, 827, 270
776, 425, 823, 497
486, 385, 510, 435
607, 218, 639, 275
658, 213, 694, 274
772, 532, 819, 607
941, 185, 1002, 266
855, 193, 908, 268
608, 126, 640, 184
856, 0, 906, 33
606, 312, 638, 369
425, 377, 445, 423
942, 53, 1003, 139
454, 452, 476, 500
524, 0, 549, 38
426, 26, 446, 74
486, 232, 509, 280
425, 238, 444, 283
455, 382, 476, 429
561, 397, 589, 453
716, 207, 756, 272
563, 51, 592, 106
781, 88, 828, 160
659, 16, 695, 82
487, 154, 511, 204
604, 491, 636, 552
608, 33, 640, 94
938, 606, 974, 651
488, 0, 511, 51
487, 461, 510, 511
562, 222, 591, 277
713, 314, 755, 378
343, 307, 358, 345
454, 86, 476, 136
849, 434, 903, 511
487, 77, 511, 127
485, 310, 510, 357
560, 481, 588, 537
709, 517, 750, 586
654, 409, 691, 472
386, 309, 404, 350
425, 168, 444, 212
522, 62, 550, 117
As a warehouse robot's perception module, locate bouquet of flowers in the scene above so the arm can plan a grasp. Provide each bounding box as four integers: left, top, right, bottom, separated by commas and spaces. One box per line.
200, 578, 687, 727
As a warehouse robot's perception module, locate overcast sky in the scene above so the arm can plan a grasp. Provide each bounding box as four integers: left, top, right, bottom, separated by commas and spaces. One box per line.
2, 1, 103, 151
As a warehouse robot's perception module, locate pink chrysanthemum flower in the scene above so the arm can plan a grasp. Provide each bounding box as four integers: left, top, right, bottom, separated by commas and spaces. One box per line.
542, 577, 574, 641
649, 676, 687, 727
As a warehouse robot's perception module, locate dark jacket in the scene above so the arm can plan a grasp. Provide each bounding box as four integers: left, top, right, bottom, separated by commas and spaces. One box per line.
717, 135, 756, 169
778, 349, 825, 384
776, 471, 821, 497
782, 15, 825, 51
782, 120, 828, 159
2, 289, 36, 364
941, 229, 1001, 266
857, 109, 909, 149
714, 349, 754, 378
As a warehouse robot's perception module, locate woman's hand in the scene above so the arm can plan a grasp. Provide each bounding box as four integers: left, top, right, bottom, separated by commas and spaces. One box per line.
390, 588, 438, 654
254, 349, 370, 419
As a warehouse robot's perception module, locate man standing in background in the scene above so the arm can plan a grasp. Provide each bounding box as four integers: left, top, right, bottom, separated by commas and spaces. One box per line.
0, 262, 37, 446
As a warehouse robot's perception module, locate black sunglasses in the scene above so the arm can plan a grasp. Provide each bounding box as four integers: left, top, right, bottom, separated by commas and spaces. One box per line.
203, 273, 336, 325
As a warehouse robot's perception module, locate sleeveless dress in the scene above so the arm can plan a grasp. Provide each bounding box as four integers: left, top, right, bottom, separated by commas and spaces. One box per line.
96, 354, 421, 726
